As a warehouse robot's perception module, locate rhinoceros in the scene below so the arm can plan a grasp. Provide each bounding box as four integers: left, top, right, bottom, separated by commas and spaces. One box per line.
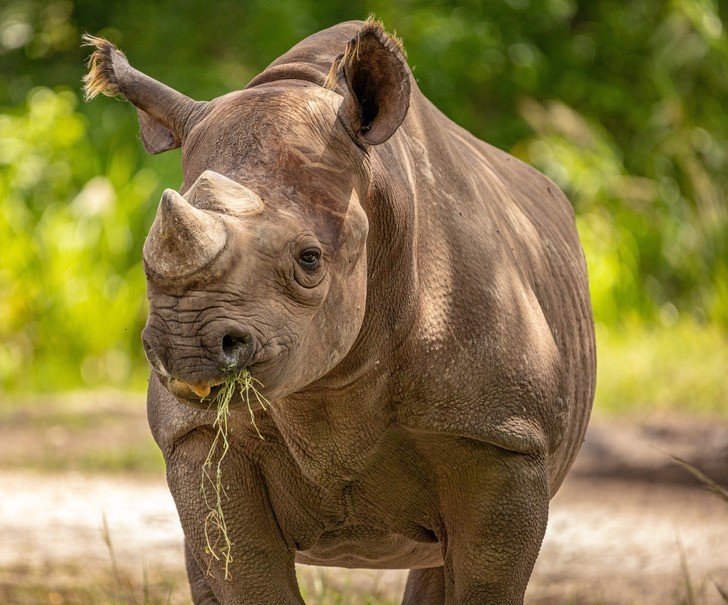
83, 19, 595, 605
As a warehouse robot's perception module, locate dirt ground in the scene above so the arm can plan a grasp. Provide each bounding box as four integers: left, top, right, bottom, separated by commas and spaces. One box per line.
1, 394, 727, 604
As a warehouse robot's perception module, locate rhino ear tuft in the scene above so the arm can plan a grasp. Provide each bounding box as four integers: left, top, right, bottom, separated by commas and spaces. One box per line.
329, 23, 411, 146
82, 34, 126, 101
82, 33, 205, 155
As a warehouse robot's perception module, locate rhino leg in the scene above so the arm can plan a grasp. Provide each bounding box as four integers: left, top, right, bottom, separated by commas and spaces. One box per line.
402, 567, 446, 604
166, 430, 304, 604
185, 539, 220, 605
436, 440, 549, 605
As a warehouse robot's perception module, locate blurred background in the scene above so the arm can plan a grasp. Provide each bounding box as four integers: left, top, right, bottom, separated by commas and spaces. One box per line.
1, 0, 727, 408
0, 0, 728, 410
1, 0, 727, 603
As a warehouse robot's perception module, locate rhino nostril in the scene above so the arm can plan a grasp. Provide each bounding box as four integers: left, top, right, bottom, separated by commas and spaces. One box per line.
220, 331, 254, 373
222, 333, 243, 355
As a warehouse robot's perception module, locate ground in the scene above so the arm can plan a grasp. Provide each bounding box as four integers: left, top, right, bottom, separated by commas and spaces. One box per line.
1, 392, 727, 604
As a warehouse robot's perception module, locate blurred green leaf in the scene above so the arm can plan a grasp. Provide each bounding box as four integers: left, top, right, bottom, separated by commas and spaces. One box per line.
1, 0, 726, 391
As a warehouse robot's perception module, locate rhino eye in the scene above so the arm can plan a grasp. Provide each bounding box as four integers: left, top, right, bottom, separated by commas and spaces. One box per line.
298, 248, 321, 271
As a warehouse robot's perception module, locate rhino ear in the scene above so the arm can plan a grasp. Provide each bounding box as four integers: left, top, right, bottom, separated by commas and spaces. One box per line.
82, 34, 207, 154
136, 108, 179, 154
328, 23, 411, 146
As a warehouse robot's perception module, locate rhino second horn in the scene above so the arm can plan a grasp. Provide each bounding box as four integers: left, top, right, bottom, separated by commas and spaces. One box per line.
143, 188, 227, 278
186, 170, 264, 215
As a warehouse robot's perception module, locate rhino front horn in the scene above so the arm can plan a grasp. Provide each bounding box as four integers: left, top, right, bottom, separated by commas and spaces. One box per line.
143, 188, 227, 279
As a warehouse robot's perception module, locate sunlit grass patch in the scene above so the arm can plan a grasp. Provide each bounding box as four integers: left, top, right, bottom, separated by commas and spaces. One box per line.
0, 560, 183, 605
0, 390, 165, 474
594, 319, 728, 416
297, 567, 404, 605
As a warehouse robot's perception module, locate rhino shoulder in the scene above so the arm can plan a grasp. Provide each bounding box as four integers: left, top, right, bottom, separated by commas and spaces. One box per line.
394, 261, 569, 457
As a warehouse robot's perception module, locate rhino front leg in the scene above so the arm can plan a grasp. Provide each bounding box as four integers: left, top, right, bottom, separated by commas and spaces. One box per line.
185, 539, 220, 604
402, 567, 446, 604
437, 440, 549, 605
166, 430, 304, 605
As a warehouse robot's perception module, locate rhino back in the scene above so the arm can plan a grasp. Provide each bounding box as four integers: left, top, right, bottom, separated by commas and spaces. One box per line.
246, 21, 364, 90
366, 92, 596, 491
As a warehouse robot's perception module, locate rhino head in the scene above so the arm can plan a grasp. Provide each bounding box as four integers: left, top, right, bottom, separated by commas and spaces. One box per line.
83, 23, 411, 407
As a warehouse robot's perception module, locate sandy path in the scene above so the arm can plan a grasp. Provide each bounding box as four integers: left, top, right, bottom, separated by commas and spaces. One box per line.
2, 468, 727, 604
2, 404, 727, 603
531, 476, 728, 604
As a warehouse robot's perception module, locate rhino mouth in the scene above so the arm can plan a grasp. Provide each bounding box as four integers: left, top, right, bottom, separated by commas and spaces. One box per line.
168, 376, 224, 402
154, 359, 273, 412
142, 325, 264, 409
160, 374, 240, 410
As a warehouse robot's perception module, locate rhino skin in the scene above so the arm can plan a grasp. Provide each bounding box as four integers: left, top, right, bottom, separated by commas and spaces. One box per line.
83, 20, 596, 605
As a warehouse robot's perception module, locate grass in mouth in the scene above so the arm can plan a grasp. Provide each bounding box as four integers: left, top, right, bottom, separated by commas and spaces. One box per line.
201, 368, 269, 581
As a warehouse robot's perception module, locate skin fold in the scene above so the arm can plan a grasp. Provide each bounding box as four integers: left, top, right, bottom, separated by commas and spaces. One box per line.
84, 19, 596, 605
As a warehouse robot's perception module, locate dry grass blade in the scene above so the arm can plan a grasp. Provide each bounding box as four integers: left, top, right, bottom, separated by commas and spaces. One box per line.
678, 537, 698, 605
200, 369, 270, 581
716, 581, 728, 603
201, 378, 234, 581
671, 455, 728, 504
671, 458, 728, 604
239, 369, 270, 439
102, 514, 125, 601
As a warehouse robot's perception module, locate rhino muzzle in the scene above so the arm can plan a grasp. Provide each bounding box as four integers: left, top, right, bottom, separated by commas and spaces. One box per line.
141, 171, 267, 404
142, 322, 256, 402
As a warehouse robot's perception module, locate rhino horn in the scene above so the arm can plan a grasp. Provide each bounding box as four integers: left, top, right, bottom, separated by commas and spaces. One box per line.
186, 170, 264, 215
143, 189, 227, 279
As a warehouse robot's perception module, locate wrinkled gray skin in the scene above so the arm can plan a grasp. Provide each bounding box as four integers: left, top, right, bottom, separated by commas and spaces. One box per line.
84, 20, 595, 605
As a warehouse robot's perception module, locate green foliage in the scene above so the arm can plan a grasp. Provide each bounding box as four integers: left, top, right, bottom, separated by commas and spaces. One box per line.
595, 319, 728, 416
0, 87, 177, 390
0, 0, 726, 391
511, 0, 728, 326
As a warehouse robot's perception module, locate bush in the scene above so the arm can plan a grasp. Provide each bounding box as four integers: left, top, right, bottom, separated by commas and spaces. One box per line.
0, 87, 176, 390
1, 0, 726, 391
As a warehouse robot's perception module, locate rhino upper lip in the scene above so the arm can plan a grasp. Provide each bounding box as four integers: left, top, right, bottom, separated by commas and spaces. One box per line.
144, 335, 266, 403
164, 375, 224, 406
200, 382, 223, 404
158, 358, 265, 405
